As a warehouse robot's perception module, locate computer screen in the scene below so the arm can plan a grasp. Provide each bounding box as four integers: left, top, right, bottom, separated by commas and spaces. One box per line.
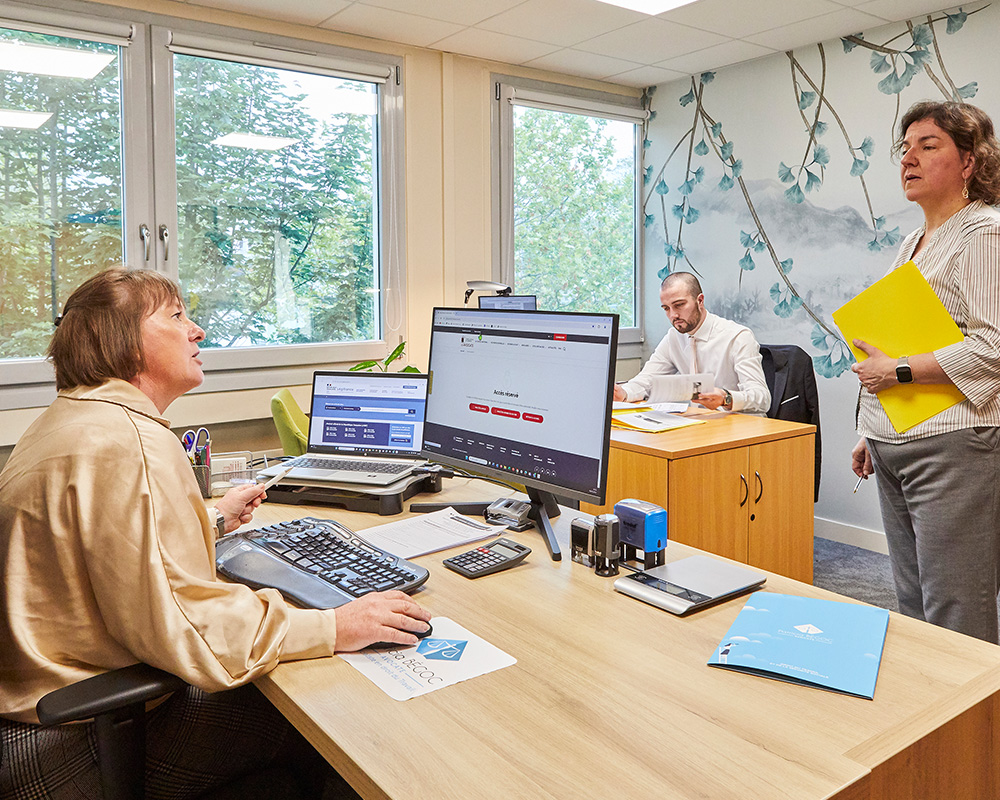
478, 294, 537, 310
421, 307, 619, 559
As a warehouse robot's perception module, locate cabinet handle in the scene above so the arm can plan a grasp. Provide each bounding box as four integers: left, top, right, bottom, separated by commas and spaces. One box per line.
138, 223, 150, 262
739, 473, 748, 507
755, 471, 763, 503
158, 224, 170, 261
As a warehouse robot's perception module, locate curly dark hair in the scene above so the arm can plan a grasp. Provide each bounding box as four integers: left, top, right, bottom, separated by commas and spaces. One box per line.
894, 101, 1000, 205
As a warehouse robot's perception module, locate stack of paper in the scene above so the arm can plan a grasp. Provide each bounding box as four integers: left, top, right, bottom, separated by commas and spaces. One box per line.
612, 408, 705, 433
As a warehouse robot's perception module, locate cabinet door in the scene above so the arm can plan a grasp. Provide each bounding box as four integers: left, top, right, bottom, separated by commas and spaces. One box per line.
667, 447, 749, 562
581, 446, 668, 516
748, 435, 814, 583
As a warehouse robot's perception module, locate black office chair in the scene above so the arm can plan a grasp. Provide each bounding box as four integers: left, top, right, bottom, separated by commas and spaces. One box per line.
36, 663, 187, 800
759, 344, 822, 501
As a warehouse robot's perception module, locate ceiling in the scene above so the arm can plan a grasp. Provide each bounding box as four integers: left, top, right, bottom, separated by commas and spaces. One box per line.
176, 0, 958, 88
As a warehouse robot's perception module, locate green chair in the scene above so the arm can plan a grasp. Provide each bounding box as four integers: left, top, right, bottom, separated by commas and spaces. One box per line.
271, 388, 308, 456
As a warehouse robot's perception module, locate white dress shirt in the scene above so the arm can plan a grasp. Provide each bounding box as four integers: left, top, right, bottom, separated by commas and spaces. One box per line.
619, 311, 771, 413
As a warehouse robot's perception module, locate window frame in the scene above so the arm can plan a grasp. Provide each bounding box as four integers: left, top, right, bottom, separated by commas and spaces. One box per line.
0, 0, 406, 408
492, 75, 646, 355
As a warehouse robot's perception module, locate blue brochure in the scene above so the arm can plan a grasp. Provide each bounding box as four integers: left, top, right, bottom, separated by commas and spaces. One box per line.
707, 592, 890, 700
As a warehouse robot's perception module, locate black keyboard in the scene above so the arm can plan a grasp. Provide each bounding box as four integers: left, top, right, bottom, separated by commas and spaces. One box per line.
216, 517, 429, 609
287, 456, 412, 474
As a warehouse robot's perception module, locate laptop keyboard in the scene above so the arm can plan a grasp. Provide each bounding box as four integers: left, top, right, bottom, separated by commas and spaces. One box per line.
288, 456, 413, 474
216, 517, 429, 608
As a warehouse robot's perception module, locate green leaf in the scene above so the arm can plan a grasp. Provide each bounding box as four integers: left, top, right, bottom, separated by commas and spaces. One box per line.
957, 81, 979, 99
784, 184, 805, 204
804, 169, 822, 193
798, 90, 817, 110
778, 162, 796, 184
731, 159, 743, 178
780, 258, 793, 273
401, 365, 422, 373
643, 137, 652, 149
911, 24, 932, 48
685, 206, 700, 224
710, 122, 723, 139
654, 178, 669, 195
813, 144, 830, 166
739, 230, 754, 249
349, 361, 377, 371
700, 71, 716, 83
739, 251, 755, 271
870, 51, 892, 74
718, 174, 734, 191
679, 179, 695, 195
672, 203, 686, 220
859, 136, 874, 157
383, 340, 406, 366
679, 89, 695, 106
720, 141, 734, 160
850, 157, 869, 177
694, 139, 709, 156
692, 166, 705, 183
644, 213, 655, 228
946, 10, 968, 34
814, 120, 828, 137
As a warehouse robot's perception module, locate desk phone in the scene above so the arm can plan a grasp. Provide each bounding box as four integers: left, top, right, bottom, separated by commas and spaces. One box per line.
443, 538, 531, 578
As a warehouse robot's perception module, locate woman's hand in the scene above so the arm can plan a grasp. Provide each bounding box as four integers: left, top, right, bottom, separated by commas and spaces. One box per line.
850, 339, 897, 394
334, 591, 433, 651
213, 482, 267, 533
851, 437, 873, 479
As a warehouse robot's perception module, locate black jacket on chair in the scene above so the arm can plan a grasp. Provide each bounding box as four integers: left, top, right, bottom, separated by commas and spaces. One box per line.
759, 344, 821, 502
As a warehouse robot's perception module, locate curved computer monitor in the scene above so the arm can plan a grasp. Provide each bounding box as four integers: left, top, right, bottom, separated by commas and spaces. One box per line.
478, 294, 537, 310
420, 307, 619, 559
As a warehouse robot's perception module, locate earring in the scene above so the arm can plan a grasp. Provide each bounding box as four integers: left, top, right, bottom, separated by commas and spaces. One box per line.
963, 182, 970, 199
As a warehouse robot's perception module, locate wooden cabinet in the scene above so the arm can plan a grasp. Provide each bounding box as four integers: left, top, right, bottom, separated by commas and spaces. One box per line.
582, 414, 814, 583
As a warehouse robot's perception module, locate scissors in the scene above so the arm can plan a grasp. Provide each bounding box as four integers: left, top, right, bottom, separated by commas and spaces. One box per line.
182, 427, 211, 466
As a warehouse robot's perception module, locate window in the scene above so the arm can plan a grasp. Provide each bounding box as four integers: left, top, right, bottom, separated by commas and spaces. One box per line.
0, 26, 126, 362
494, 80, 646, 342
1, 4, 403, 405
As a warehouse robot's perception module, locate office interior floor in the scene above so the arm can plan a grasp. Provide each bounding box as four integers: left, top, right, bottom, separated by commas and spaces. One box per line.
813, 537, 898, 611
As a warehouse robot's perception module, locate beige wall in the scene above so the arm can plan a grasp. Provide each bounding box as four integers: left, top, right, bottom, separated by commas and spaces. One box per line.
0, 0, 639, 450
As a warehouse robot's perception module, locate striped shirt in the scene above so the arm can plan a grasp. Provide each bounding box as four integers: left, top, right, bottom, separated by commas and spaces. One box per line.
858, 200, 1000, 443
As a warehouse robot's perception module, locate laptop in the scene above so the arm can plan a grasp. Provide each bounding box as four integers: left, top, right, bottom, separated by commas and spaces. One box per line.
258, 371, 429, 487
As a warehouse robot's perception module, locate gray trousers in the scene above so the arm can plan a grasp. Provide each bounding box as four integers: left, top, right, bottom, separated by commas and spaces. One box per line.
868, 428, 1000, 644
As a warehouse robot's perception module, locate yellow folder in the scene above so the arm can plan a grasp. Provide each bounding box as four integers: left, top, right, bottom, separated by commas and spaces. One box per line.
832, 261, 965, 433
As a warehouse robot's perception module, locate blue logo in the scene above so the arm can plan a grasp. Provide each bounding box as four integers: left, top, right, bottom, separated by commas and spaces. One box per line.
417, 638, 468, 661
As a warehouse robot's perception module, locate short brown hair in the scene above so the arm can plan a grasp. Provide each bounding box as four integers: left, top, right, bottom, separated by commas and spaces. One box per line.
895, 101, 1000, 205
48, 267, 182, 391
661, 271, 703, 298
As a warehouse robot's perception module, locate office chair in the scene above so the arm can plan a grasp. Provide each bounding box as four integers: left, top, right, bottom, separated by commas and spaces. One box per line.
271, 389, 308, 457
36, 663, 187, 800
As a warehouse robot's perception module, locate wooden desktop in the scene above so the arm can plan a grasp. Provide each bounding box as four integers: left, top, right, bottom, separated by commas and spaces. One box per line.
245, 479, 1000, 800
582, 412, 816, 583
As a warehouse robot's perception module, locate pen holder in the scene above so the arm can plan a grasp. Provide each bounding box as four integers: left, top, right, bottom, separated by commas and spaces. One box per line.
209, 451, 268, 497
192, 464, 212, 499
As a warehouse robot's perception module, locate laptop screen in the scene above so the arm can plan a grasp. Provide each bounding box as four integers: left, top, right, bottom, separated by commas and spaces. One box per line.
307, 371, 429, 457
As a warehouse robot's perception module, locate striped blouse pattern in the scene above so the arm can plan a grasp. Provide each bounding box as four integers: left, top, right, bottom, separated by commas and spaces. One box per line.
858, 200, 1000, 443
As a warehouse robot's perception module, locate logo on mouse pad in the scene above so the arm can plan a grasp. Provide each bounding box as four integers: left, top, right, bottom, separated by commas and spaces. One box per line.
417, 638, 468, 661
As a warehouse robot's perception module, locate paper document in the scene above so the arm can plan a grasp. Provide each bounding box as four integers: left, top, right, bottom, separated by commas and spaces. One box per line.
613, 401, 690, 414
832, 261, 965, 433
708, 592, 889, 699
340, 616, 517, 701
358, 507, 506, 558
647, 373, 715, 403
612, 410, 705, 433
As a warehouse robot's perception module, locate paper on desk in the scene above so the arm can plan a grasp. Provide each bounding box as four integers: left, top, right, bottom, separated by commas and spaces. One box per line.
340, 616, 517, 701
613, 401, 689, 414
612, 410, 705, 433
357, 507, 506, 558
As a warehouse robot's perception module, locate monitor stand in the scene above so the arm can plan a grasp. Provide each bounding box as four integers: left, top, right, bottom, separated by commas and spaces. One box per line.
410, 486, 562, 561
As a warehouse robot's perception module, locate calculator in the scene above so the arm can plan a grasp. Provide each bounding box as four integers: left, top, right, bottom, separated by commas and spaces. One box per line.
443, 538, 531, 578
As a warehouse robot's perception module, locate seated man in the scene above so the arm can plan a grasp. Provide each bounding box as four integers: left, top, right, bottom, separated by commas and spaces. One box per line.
614, 272, 770, 413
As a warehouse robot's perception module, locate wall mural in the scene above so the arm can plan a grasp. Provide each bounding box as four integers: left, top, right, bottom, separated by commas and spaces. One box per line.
641, 2, 993, 524
642, 3, 989, 379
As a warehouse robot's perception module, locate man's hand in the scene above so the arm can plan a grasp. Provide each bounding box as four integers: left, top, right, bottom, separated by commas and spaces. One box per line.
613, 384, 627, 402
214, 482, 267, 533
334, 591, 433, 652
851, 437, 873, 480
850, 339, 896, 394
694, 390, 726, 410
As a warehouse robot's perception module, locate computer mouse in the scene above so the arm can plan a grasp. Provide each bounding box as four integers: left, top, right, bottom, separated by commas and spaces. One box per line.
370, 622, 433, 649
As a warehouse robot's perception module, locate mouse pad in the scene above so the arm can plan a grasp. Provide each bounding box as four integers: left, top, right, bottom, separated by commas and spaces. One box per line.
339, 617, 516, 701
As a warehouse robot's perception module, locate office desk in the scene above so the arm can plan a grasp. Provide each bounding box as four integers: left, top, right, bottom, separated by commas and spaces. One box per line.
248, 481, 1000, 800
582, 413, 816, 583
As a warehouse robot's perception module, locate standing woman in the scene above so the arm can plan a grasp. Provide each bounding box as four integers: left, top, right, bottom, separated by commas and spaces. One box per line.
851, 101, 1000, 643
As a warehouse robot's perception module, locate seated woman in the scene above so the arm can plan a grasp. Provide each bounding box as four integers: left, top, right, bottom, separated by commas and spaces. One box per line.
0, 267, 431, 799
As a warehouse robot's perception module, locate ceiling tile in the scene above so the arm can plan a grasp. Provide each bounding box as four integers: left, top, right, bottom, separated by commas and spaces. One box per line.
656, 39, 777, 75
356, 0, 527, 27
430, 28, 560, 63
576, 17, 730, 63
854, 0, 965, 22
478, 0, 645, 47
745, 8, 888, 50
187, 0, 352, 26
524, 47, 643, 79
319, 4, 465, 47
659, 0, 844, 38
606, 64, 689, 88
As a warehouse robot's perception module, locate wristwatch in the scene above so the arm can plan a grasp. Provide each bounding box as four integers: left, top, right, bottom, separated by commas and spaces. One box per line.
896, 356, 913, 384
213, 507, 226, 538
723, 389, 734, 410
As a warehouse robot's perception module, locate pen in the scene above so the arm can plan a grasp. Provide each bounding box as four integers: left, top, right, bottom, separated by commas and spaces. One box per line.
853, 474, 865, 493
257, 465, 295, 491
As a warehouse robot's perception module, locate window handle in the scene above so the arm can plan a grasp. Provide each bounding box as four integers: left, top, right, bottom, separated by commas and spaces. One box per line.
139, 223, 150, 262
159, 224, 170, 261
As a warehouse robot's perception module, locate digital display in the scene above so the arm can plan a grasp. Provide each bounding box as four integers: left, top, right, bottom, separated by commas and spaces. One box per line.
491, 543, 521, 559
